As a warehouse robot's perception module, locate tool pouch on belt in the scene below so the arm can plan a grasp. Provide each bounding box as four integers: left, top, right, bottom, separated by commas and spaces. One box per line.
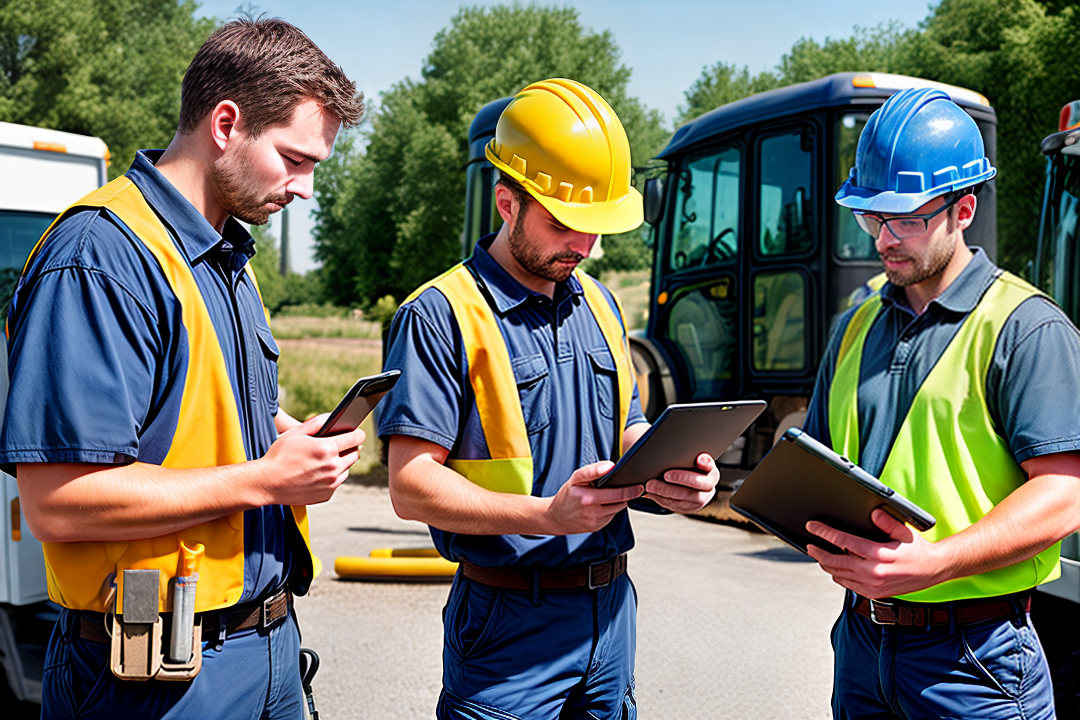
109, 569, 203, 681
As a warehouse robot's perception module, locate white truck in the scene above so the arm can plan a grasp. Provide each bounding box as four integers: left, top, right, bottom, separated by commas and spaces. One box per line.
0, 122, 109, 704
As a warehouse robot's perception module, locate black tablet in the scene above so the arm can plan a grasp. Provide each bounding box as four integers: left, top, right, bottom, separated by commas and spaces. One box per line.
729, 427, 936, 554
593, 400, 766, 488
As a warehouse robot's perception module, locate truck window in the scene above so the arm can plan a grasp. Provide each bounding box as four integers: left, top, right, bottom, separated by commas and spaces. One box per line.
834, 114, 876, 261
752, 271, 807, 372
758, 129, 814, 257
670, 146, 741, 271
0, 210, 53, 309
660, 280, 737, 400
1037, 153, 1080, 322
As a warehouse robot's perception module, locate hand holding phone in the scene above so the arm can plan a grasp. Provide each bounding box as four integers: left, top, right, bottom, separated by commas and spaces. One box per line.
314, 370, 401, 437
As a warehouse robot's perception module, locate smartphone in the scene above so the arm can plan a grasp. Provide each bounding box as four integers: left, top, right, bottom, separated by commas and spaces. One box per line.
314, 369, 401, 437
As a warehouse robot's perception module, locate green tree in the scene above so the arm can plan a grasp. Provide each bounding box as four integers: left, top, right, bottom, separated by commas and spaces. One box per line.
314, 4, 666, 308
677, 63, 778, 127
0, 0, 214, 178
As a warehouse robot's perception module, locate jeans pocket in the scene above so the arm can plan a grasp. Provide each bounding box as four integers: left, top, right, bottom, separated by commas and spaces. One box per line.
961, 619, 1026, 700
447, 578, 504, 661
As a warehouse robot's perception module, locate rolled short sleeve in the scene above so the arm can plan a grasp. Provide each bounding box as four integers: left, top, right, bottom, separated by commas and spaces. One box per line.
377, 292, 466, 451
989, 297, 1080, 464
0, 221, 172, 468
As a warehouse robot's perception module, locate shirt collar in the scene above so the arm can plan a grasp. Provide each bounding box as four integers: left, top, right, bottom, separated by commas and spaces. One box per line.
880, 247, 997, 315
468, 234, 583, 315
125, 150, 255, 266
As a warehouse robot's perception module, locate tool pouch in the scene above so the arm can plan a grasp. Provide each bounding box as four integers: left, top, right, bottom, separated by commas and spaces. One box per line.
109, 569, 202, 681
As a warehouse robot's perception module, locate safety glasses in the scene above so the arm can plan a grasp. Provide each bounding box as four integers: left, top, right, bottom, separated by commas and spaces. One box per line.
851, 196, 959, 239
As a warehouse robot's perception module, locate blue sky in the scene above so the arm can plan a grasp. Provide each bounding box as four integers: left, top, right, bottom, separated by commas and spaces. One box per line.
194, 0, 936, 273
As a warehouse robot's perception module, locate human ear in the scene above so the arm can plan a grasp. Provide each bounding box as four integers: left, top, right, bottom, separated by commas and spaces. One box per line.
209, 100, 242, 152
956, 194, 977, 230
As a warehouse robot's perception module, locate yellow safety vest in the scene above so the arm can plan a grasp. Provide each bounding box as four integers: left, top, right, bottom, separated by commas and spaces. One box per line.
14, 176, 314, 614
828, 271, 1060, 602
406, 262, 634, 494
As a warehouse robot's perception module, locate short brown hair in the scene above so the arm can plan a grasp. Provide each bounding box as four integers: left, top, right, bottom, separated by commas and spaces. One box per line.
178, 17, 364, 136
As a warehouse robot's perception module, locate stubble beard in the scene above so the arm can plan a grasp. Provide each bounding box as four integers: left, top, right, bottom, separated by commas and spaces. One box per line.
210, 141, 290, 226
507, 205, 586, 284
882, 228, 957, 288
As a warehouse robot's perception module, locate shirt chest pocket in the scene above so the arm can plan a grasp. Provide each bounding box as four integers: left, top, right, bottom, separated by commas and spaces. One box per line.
253, 321, 281, 414
588, 348, 619, 420
511, 354, 551, 435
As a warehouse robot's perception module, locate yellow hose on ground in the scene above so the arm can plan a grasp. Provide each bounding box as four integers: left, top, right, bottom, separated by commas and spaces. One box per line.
368, 547, 442, 558
334, 555, 458, 581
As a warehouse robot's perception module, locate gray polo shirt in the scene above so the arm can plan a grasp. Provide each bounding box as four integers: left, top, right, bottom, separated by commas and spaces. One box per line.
803, 249, 1080, 477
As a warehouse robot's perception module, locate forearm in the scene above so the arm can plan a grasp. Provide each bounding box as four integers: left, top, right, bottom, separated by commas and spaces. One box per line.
388, 449, 554, 536
18, 461, 269, 543
934, 473, 1080, 583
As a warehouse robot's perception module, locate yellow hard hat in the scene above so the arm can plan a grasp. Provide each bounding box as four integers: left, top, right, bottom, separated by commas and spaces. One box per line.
485, 78, 643, 235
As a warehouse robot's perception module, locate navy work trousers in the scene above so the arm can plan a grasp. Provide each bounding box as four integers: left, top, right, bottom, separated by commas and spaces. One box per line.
831, 597, 1056, 719
438, 571, 637, 720
41, 606, 304, 719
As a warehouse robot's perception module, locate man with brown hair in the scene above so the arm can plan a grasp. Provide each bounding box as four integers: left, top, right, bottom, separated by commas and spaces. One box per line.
0, 18, 363, 719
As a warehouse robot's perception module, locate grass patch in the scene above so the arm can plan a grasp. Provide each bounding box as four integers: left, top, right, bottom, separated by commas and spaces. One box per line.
277, 338, 385, 475
271, 314, 382, 340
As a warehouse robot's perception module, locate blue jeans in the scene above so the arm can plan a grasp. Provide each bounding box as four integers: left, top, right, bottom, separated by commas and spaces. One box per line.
832, 597, 1056, 719
41, 606, 304, 720
438, 572, 637, 720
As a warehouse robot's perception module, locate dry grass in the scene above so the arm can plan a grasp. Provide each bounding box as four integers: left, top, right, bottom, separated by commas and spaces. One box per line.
270, 314, 381, 340
277, 338, 384, 476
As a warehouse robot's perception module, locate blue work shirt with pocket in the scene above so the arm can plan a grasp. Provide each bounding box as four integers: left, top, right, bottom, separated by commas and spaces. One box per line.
0, 149, 294, 602
378, 236, 648, 569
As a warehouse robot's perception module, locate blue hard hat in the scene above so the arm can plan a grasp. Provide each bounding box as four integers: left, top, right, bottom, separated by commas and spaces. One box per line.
835, 87, 996, 214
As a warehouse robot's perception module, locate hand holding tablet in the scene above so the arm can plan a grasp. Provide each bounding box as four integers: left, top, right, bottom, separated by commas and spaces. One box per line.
593, 400, 766, 488
730, 427, 935, 554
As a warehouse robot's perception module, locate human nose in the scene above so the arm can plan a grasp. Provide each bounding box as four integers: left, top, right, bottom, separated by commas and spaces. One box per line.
286, 171, 314, 201
572, 232, 599, 255
875, 223, 902, 251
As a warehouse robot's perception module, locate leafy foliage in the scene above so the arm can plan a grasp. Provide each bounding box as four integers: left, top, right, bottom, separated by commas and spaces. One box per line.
313, 5, 666, 308
0, 0, 214, 179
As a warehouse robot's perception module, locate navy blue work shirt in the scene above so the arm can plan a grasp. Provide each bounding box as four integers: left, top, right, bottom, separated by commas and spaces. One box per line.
0, 150, 293, 602
804, 249, 1080, 476
378, 237, 648, 569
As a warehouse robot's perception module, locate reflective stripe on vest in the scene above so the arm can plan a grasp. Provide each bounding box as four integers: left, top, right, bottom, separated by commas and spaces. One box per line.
406, 263, 633, 495
828, 272, 1060, 602
17, 177, 313, 614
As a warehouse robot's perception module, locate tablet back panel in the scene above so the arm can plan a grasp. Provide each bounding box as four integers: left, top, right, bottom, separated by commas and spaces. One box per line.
729, 430, 934, 554
597, 400, 766, 488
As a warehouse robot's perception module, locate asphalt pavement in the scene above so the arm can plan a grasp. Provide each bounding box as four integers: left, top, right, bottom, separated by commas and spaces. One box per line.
300, 482, 844, 719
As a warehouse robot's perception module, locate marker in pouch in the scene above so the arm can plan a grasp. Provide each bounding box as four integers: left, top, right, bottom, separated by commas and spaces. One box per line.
168, 541, 204, 663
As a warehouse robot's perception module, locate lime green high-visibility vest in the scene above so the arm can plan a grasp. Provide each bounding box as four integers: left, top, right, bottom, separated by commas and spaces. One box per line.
828, 271, 1061, 602
405, 262, 634, 495
15, 176, 315, 614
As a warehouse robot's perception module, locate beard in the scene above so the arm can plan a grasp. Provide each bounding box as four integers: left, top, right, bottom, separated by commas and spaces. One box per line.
881, 232, 957, 288
210, 141, 290, 225
507, 206, 586, 283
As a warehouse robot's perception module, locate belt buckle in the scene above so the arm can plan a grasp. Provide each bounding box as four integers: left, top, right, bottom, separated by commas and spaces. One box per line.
261, 590, 289, 631
868, 599, 896, 626
587, 560, 613, 590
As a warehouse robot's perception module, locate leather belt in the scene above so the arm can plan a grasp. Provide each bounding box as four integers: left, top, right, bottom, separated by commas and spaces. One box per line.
461, 555, 627, 591
78, 586, 292, 644
853, 591, 1031, 628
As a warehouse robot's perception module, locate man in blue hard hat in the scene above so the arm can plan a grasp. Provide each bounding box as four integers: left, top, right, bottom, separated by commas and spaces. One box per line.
802, 86, 1080, 718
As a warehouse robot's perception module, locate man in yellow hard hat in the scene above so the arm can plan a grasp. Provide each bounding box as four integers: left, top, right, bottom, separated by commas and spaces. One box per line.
378, 78, 721, 718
